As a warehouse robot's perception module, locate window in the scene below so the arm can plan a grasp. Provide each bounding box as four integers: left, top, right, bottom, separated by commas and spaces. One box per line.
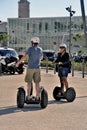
39, 22, 42, 33
54, 21, 60, 32
54, 21, 63, 32
54, 22, 57, 30
33, 24, 35, 33
27, 23, 29, 30
45, 22, 48, 32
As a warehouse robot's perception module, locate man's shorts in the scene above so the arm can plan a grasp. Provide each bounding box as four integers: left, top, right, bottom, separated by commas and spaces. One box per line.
25, 69, 41, 83
58, 67, 69, 78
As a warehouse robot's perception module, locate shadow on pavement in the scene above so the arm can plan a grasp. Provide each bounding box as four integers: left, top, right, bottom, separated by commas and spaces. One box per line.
76, 96, 87, 99
48, 100, 68, 105
0, 100, 69, 116
0, 105, 21, 116
0, 105, 42, 116
22, 105, 42, 112
49, 96, 87, 105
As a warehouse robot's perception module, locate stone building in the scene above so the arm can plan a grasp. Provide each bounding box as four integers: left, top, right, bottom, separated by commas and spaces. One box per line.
0, 21, 7, 34
18, 0, 30, 18
7, 0, 87, 54
8, 16, 86, 53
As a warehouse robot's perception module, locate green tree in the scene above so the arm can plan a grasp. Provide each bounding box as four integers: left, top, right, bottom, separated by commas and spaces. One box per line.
0, 34, 9, 46
72, 33, 82, 41
78, 50, 84, 55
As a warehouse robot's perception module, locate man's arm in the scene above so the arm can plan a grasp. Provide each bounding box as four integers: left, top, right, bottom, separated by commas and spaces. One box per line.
40, 49, 43, 60
16, 54, 27, 67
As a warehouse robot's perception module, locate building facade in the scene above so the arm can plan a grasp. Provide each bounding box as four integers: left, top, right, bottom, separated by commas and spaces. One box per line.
0, 21, 7, 34
8, 16, 86, 53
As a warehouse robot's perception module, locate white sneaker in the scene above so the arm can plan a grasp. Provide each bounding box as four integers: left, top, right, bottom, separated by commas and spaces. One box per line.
26, 95, 32, 101
36, 96, 40, 101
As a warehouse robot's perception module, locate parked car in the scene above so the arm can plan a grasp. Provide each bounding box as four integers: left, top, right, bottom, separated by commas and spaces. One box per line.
0, 47, 18, 58
43, 50, 55, 61
74, 54, 87, 62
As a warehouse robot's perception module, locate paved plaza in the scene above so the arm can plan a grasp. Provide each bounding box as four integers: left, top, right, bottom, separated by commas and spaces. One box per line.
0, 69, 87, 130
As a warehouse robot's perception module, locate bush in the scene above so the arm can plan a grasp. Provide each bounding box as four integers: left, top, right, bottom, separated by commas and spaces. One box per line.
25, 58, 87, 71
41, 60, 54, 68
74, 62, 87, 71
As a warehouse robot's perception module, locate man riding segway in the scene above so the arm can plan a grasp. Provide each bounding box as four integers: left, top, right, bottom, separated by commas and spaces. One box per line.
16, 37, 43, 101
16, 37, 48, 108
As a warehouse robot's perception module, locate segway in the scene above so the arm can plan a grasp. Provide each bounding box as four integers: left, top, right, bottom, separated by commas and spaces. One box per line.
17, 85, 48, 109
53, 86, 76, 102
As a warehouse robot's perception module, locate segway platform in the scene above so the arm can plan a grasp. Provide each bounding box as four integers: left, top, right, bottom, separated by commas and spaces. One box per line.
17, 86, 48, 109
25, 96, 40, 104
53, 86, 76, 102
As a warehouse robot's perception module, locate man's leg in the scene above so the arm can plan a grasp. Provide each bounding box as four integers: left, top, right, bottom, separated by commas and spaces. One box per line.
25, 69, 33, 98
34, 69, 41, 98
27, 82, 32, 96
35, 83, 40, 97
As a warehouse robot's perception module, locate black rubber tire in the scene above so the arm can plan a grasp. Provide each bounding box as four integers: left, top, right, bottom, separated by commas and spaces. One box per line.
17, 88, 25, 108
9, 67, 15, 75
40, 88, 48, 109
18, 70, 23, 74
65, 87, 76, 102
53, 86, 62, 101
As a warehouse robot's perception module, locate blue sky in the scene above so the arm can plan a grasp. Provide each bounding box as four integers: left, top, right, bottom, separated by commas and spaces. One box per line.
0, 0, 87, 21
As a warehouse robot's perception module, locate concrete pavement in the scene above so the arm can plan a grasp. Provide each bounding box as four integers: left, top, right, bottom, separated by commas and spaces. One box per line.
0, 70, 87, 130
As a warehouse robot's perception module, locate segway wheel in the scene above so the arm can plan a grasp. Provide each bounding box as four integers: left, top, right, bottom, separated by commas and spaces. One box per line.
40, 87, 48, 109
53, 86, 62, 101
17, 87, 25, 108
65, 87, 76, 102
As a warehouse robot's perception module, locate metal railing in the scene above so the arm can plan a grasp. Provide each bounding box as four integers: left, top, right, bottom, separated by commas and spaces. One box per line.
45, 57, 87, 78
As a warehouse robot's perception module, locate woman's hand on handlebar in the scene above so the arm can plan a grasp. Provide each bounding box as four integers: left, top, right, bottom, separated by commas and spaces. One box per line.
58, 62, 63, 65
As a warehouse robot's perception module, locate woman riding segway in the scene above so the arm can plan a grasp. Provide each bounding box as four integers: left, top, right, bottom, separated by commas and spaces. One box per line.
53, 43, 76, 102
55, 43, 70, 95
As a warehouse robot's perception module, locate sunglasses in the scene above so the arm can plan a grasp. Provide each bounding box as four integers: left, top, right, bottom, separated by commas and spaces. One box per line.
60, 47, 65, 49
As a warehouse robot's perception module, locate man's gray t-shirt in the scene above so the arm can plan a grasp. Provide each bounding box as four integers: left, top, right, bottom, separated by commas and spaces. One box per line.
26, 46, 43, 69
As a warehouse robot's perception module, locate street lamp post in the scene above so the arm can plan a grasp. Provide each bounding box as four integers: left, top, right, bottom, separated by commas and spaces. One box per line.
66, 6, 75, 55
80, 0, 87, 47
